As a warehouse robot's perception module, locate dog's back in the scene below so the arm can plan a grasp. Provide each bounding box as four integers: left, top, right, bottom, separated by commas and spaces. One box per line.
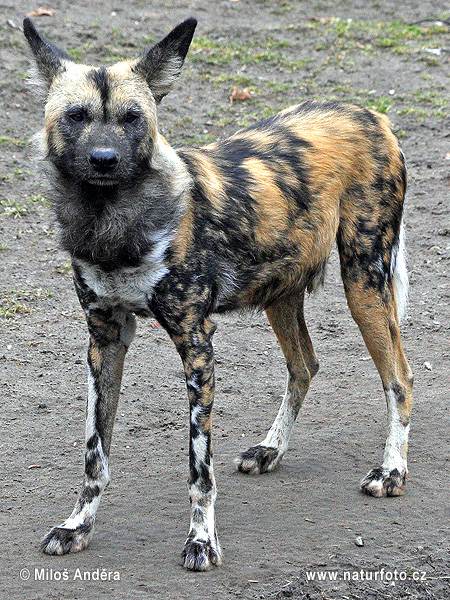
176, 100, 406, 314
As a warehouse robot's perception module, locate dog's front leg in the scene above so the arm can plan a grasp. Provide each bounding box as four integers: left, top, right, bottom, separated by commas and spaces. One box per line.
41, 304, 136, 555
173, 317, 222, 571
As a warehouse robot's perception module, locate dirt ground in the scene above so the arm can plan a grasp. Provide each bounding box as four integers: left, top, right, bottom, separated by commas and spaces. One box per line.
1, 0, 449, 598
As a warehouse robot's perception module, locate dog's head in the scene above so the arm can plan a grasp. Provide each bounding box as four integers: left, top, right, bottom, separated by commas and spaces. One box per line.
23, 18, 197, 187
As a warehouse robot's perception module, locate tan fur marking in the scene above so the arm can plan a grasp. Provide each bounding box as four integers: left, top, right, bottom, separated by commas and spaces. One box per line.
288, 113, 375, 194
89, 343, 102, 370
190, 152, 227, 213
172, 197, 194, 261
242, 157, 289, 246
45, 63, 101, 153
108, 62, 157, 139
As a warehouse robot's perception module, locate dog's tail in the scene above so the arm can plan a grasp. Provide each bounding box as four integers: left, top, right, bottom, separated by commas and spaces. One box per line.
391, 218, 408, 324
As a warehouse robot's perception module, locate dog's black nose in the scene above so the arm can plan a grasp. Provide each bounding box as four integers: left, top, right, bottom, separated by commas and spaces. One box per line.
89, 148, 120, 173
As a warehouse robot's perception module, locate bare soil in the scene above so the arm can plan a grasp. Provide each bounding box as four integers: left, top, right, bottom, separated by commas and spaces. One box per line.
1, 1, 449, 599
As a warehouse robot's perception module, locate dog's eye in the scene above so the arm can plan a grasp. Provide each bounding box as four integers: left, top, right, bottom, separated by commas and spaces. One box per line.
68, 111, 85, 123
124, 110, 140, 124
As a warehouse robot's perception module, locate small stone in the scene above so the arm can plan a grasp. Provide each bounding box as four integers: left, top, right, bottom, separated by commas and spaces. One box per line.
354, 536, 364, 547
424, 361, 433, 371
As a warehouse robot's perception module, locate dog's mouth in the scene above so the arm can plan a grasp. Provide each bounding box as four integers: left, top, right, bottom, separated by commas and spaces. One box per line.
86, 176, 119, 186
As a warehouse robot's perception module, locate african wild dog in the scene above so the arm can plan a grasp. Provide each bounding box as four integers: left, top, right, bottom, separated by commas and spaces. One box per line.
24, 17, 413, 571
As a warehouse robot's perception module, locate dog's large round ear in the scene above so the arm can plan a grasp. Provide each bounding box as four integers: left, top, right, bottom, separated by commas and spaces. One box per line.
132, 17, 197, 103
23, 18, 73, 88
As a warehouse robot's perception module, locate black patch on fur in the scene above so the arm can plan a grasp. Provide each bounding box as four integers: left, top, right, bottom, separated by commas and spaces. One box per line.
89, 67, 109, 119
79, 485, 101, 507
85, 451, 101, 479
86, 433, 99, 450
391, 382, 406, 403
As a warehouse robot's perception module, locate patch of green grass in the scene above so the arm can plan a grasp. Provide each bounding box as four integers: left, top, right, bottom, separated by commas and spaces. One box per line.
0, 199, 28, 218
29, 194, 51, 207
396, 106, 429, 121
247, 50, 281, 65
304, 16, 449, 60
0, 300, 30, 319
191, 36, 240, 65
103, 52, 127, 63
366, 96, 392, 113
424, 56, 440, 67
378, 39, 408, 54
0, 288, 54, 320
334, 18, 354, 38
236, 113, 260, 129
174, 116, 194, 127
67, 47, 84, 61
266, 81, 291, 93
206, 73, 254, 88
1, 169, 34, 181
270, 1, 295, 15
189, 132, 217, 146
0, 193, 50, 218
265, 37, 290, 49
216, 116, 235, 128
0, 24, 24, 49
0, 136, 29, 149
56, 262, 71, 276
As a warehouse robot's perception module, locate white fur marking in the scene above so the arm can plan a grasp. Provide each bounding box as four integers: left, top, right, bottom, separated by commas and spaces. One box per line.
391, 219, 408, 323
85, 370, 97, 441
188, 467, 219, 547
62, 496, 101, 530
382, 388, 409, 473
75, 231, 172, 313
192, 432, 208, 469
261, 379, 297, 457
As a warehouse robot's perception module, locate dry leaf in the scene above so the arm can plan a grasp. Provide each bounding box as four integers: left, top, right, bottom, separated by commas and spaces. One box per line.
230, 86, 251, 104
29, 8, 55, 17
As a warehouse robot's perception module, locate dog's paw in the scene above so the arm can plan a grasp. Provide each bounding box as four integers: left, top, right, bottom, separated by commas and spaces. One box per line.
182, 537, 222, 571
234, 445, 280, 474
41, 523, 94, 555
360, 466, 407, 497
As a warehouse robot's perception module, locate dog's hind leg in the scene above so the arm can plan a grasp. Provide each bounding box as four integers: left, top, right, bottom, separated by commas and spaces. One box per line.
338, 217, 413, 497
235, 293, 318, 474
41, 304, 136, 555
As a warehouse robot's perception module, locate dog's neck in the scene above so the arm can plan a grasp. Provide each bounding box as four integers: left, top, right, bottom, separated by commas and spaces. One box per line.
48, 134, 191, 271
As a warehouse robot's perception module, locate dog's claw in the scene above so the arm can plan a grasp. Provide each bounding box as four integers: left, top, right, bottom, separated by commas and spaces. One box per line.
41, 523, 94, 555
234, 445, 280, 474
361, 466, 407, 497
182, 538, 222, 571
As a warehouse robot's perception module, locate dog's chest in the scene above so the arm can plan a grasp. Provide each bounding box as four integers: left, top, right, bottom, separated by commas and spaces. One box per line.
75, 246, 170, 314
